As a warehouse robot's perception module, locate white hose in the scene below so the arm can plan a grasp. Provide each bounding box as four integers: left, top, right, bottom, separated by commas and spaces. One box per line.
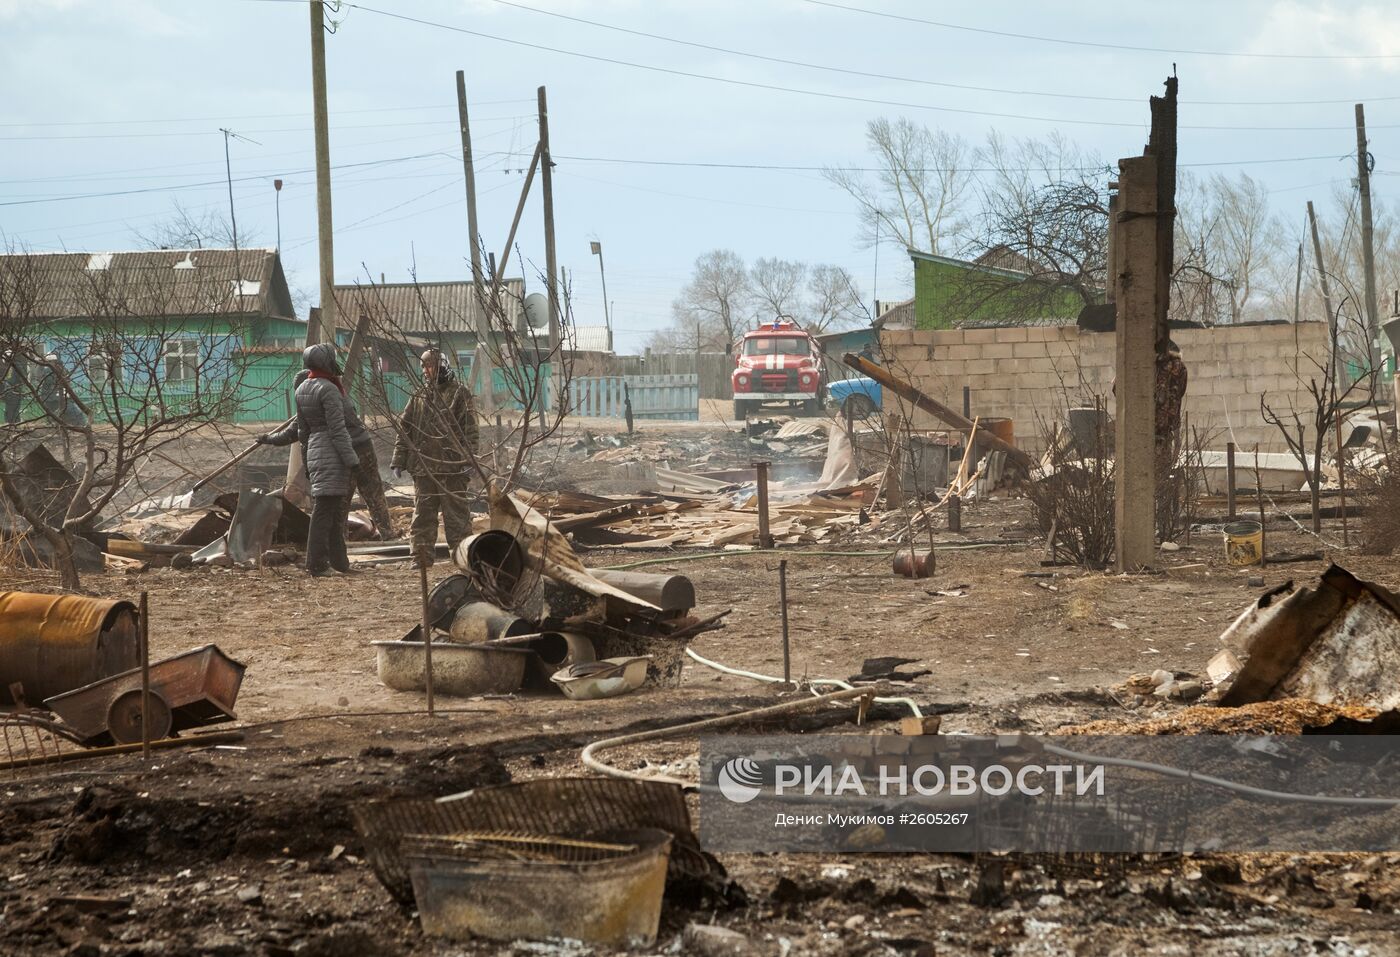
684, 647, 923, 718
1043, 742, 1400, 808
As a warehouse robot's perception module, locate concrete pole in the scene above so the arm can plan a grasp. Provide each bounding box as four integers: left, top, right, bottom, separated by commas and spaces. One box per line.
456, 71, 494, 414
1113, 156, 1158, 573
309, 1, 336, 344
1357, 104, 1381, 377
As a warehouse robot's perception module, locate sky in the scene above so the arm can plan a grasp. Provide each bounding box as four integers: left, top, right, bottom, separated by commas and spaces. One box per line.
4, 0, 1400, 353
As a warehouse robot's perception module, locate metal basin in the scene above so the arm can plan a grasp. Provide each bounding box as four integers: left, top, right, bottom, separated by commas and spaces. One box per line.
405, 828, 672, 945
372, 641, 527, 697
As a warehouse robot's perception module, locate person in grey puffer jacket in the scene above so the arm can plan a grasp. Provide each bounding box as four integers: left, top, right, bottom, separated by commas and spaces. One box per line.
261, 344, 358, 576
260, 367, 395, 540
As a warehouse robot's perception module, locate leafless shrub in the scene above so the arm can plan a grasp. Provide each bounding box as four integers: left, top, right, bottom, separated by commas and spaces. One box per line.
0, 247, 269, 589
1027, 417, 1116, 569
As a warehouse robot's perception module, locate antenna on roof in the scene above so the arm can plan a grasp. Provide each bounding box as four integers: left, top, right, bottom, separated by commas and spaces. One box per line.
219, 128, 262, 282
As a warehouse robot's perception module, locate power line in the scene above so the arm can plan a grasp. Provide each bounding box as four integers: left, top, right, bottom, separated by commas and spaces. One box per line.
0, 115, 529, 142
0, 150, 457, 207
338, 3, 1400, 132
540, 151, 1351, 172
485, 0, 1400, 107
0, 100, 533, 129
804, 0, 1400, 61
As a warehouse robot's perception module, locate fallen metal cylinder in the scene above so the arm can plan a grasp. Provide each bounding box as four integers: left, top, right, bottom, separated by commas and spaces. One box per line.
448, 601, 536, 645
0, 592, 140, 705
590, 570, 696, 612
892, 550, 934, 579
453, 530, 526, 601
522, 631, 596, 692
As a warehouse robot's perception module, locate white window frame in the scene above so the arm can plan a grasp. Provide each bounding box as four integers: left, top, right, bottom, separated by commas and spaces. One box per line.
86, 349, 121, 389
163, 338, 199, 384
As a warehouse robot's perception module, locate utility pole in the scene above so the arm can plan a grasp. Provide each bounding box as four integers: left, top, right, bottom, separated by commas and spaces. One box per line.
538, 86, 561, 412
1308, 200, 1339, 383
456, 70, 494, 414
309, 0, 336, 345
1357, 103, 1381, 376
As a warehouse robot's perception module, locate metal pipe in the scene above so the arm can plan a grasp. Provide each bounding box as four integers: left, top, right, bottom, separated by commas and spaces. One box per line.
420, 565, 434, 716
138, 591, 150, 761
0, 730, 245, 772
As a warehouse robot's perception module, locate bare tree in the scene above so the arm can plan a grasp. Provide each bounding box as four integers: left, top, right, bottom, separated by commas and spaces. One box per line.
661, 249, 750, 352
748, 257, 806, 321
132, 199, 259, 251
0, 247, 264, 589
824, 118, 972, 256
806, 264, 867, 334
352, 250, 578, 499
1260, 299, 1375, 533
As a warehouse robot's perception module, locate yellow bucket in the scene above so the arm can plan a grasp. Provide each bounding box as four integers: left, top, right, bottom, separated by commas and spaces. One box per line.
1223, 521, 1263, 566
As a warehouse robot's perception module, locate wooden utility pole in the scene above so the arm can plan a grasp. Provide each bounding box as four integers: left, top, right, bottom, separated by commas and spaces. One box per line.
456, 70, 495, 414
1357, 103, 1381, 375
1308, 200, 1339, 383
537, 86, 561, 413
309, 0, 336, 345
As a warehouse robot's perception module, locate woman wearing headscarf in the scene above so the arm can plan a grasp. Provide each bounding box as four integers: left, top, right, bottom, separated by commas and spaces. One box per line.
276, 343, 359, 576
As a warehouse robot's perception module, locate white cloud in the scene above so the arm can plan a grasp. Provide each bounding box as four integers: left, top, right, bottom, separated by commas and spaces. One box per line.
1248, 1, 1400, 72
0, 0, 80, 18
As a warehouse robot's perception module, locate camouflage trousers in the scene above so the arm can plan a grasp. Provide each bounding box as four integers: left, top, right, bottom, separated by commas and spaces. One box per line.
350, 441, 396, 540
409, 474, 472, 567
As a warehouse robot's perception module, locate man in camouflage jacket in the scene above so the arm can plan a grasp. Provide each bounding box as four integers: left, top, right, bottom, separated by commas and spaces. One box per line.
391, 349, 479, 566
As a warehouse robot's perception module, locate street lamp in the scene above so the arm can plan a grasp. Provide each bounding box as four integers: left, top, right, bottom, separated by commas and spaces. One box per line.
590, 240, 612, 352
273, 179, 283, 251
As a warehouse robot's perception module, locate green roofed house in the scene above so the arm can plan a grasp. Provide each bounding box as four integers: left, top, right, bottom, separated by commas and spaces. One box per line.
0, 247, 307, 422
910, 246, 1091, 330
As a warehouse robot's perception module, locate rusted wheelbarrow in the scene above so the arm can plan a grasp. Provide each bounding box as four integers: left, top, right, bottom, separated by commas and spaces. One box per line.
43, 645, 246, 746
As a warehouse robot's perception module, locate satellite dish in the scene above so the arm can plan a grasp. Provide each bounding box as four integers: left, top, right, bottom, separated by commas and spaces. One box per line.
523, 293, 551, 332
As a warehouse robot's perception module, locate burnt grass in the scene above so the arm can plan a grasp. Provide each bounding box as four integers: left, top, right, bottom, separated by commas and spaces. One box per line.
4, 727, 1400, 956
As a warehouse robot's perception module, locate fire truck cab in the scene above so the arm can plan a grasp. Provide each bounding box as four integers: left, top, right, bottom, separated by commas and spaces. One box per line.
731, 318, 825, 419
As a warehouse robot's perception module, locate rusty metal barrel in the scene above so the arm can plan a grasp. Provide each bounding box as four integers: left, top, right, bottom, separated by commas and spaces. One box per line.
0, 591, 140, 705
892, 550, 935, 579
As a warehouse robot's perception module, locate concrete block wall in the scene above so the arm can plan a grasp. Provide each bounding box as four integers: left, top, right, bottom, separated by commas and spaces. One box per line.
879, 321, 1331, 454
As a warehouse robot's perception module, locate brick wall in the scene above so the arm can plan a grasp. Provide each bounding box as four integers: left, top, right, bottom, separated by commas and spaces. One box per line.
878, 321, 1331, 454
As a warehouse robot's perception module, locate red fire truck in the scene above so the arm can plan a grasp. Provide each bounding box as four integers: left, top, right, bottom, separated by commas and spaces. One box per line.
731, 318, 825, 419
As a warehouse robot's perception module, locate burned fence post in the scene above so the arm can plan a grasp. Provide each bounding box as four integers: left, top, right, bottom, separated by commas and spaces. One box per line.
948, 492, 961, 533
778, 559, 791, 685
753, 460, 772, 549
1226, 441, 1237, 520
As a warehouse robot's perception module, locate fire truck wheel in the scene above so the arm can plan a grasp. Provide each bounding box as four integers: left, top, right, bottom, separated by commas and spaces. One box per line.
801, 398, 821, 416
733, 399, 750, 421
